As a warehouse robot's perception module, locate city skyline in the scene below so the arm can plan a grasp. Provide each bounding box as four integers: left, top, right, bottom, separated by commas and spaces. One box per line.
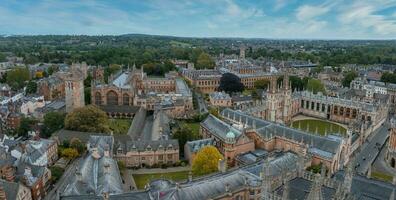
1, 0, 396, 39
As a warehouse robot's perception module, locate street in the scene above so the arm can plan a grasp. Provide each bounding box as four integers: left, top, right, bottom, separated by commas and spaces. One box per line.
195, 93, 208, 114
354, 121, 390, 175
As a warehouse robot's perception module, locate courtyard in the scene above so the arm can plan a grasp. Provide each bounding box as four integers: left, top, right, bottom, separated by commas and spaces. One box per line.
291, 115, 347, 136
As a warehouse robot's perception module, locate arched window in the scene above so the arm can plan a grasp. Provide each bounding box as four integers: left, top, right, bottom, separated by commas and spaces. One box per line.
95, 92, 102, 105
107, 91, 118, 105
123, 93, 130, 105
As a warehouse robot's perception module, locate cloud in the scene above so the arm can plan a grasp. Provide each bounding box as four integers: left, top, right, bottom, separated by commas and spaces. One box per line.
274, 0, 287, 11
296, 4, 330, 21
338, 2, 396, 35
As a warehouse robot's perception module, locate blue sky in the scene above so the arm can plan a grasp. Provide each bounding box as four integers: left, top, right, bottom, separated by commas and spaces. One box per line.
1, 0, 396, 39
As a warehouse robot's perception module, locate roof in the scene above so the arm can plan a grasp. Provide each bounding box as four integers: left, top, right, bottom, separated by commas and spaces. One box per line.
185, 138, 214, 153
200, 114, 242, 141
62, 136, 123, 197
221, 109, 342, 159
0, 179, 21, 200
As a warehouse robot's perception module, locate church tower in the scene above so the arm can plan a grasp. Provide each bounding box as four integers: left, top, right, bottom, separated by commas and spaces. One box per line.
239, 46, 245, 60
386, 118, 396, 168
65, 66, 85, 113
267, 76, 278, 122
282, 70, 292, 124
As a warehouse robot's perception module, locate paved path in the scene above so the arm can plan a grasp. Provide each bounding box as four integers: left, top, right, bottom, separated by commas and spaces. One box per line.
354, 121, 389, 175
130, 166, 191, 174
372, 138, 396, 176
196, 93, 208, 114
121, 169, 137, 191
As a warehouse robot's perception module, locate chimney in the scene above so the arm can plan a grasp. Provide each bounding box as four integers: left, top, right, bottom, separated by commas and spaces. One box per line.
188, 171, 193, 182
218, 158, 226, 173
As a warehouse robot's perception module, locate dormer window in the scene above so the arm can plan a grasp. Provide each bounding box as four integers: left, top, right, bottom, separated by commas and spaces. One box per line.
146, 144, 152, 151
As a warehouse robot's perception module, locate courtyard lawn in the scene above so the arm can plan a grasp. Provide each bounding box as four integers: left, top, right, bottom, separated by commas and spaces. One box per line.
185, 122, 200, 135
109, 119, 132, 134
371, 171, 393, 182
291, 119, 347, 136
133, 171, 189, 189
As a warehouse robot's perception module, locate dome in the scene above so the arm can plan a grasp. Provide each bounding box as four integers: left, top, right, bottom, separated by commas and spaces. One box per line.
226, 131, 235, 139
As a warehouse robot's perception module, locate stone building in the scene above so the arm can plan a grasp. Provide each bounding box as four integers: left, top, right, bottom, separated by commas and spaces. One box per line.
200, 114, 255, 166
91, 66, 193, 118
0, 179, 32, 200
61, 135, 124, 199
37, 76, 64, 101
386, 118, 396, 168
184, 138, 214, 165
220, 109, 350, 174
209, 92, 232, 107
63, 63, 85, 113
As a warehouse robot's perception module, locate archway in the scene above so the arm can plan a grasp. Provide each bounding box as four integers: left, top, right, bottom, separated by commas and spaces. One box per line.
107, 90, 118, 105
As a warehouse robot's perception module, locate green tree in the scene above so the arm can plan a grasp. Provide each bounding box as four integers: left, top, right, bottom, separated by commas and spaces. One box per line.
342, 71, 358, 87
49, 166, 64, 183
6, 67, 30, 90
61, 148, 79, 160
306, 78, 326, 94
290, 76, 304, 91
195, 53, 215, 69
0, 52, 6, 62
218, 73, 244, 94
70, 138, 85, 154
254, 79, 270, 90
192, 145, 223, 176
25, 81, 37, 94
64, 105, 110, 133
381, 72, 396, 84
173, 123, 200, 155
17, 117, 37, 137
42, 112, 65, 138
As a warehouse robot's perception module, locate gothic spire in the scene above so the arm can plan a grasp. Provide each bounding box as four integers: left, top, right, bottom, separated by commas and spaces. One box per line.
261, 158, 272, 200
282, 180, 289, 200
306, 173, 324, 200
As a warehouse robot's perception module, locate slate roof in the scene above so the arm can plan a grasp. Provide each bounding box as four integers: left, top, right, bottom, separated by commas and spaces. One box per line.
201, 114, 242, 141
185, 138, 214, 153
274, 177, 336, 200
0, 179, 20, 200
221, 109, 342, 159
62, 136, 123, 197
335, 171, 396, 200
115, 139, 179, 153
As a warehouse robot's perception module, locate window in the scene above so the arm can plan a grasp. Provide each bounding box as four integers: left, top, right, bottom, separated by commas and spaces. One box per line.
167, 154, 172, 159
141, 157, 145, 160
123, 94, 130, 105
158, 155, 163, 160
95, 92, 102, 105
106, 90, 118, 105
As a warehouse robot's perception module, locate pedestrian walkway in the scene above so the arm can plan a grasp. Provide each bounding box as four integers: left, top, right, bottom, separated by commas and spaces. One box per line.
130, 166, 191, 174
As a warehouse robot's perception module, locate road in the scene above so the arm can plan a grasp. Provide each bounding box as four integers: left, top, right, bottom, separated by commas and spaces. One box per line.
354, 121, 390, 175
195, 93, 208, 114
44, 157, 82, 200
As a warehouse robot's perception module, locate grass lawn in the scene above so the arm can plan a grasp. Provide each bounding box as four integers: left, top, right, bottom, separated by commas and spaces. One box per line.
109, 119, 132, 134
371, 171, 393, 182
185, 122, 200, 135
133, 171, 189, 189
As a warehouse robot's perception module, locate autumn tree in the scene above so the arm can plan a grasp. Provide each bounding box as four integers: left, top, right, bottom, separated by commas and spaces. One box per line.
61, 148, 79, 160
218, 73, 244, 94
192, 145, 223, 176
70, 138, 85, 154
64, 105, 110, 133
195, 53, 215, 69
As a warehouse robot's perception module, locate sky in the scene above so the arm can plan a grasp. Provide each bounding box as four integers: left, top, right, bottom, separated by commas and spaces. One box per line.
1, 0, 396, 39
